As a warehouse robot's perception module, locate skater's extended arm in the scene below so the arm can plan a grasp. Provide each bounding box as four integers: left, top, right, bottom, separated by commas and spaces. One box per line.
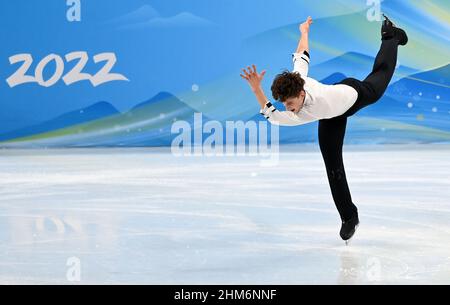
240, 65, 268, 110
296, 16, 313, 54
293, 17, 313, 77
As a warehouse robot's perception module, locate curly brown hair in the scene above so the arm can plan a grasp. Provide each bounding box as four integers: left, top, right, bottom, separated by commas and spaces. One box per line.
271, 71, 305, 102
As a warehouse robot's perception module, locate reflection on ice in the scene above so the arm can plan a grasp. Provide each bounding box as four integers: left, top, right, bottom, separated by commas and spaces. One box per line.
0, 145, 450, 284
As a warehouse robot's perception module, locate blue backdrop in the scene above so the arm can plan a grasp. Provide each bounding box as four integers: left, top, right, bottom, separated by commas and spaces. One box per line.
0, 0, 449, 147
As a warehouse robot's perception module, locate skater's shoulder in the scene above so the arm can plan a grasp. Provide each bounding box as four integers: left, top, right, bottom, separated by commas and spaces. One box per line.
303, 76, 321, 86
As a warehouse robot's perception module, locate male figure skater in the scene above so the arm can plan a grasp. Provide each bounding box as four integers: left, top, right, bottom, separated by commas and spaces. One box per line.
240, 15, 408, 243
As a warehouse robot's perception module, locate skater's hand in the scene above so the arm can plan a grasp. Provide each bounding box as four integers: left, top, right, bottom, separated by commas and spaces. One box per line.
240, 65, 267, 92
300, 16, 313, 34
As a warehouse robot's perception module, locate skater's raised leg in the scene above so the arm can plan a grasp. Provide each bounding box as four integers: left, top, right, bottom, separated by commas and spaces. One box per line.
361, 38, 398, 104
362, 14, 407, 103
340, 15, 408, 117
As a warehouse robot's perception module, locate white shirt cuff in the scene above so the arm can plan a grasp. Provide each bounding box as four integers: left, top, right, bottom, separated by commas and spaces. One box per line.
260, 101, 276, 117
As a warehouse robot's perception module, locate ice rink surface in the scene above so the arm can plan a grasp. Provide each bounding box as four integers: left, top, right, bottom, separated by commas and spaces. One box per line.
1, 144, 450, 284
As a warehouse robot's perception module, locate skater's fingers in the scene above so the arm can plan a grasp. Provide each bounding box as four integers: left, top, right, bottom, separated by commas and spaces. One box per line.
260, 70, 266, 78
252, 64, 257, 73
240, 74, 248, 80
247, 66, 253, 75
242, 69, 250, 77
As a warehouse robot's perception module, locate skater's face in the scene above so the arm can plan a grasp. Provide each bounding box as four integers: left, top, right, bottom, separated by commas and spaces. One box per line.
283, 90, 306, 114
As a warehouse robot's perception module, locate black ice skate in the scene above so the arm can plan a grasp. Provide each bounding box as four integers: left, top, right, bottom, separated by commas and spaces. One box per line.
382, 14, 408, 46
340, 214, 360, 245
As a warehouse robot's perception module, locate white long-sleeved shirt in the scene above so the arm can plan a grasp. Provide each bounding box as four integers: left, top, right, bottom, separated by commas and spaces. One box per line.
259, 51, 359, 126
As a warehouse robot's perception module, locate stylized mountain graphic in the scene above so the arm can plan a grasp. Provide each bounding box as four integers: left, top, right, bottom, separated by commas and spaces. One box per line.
0, 92, 213, 147
346, 117, 450, 144
310, 52, 417, 82
388, 64, 450, 100
319, 72, 347, 85
111, 4, 215, 30
131, 91, 182, 110
0, 102, 120, 142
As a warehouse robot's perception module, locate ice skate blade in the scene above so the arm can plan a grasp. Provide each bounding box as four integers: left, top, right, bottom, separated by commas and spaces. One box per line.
344, 224, 359, 246
382, 14, 395, 27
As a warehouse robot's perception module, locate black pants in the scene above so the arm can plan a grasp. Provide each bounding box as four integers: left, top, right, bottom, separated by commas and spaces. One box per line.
318, 38, 398, 221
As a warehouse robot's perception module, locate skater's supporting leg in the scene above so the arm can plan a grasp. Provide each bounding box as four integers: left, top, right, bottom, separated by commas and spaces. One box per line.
318, 116, 358, 221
